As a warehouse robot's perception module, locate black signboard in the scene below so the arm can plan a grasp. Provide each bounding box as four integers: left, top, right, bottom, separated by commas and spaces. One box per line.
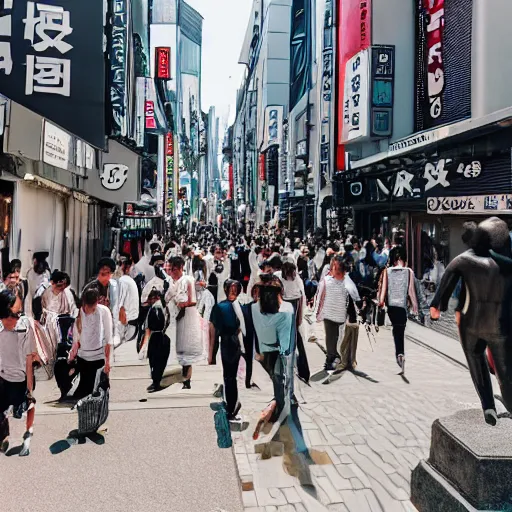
344, 153, 512, 205
0, 1, 106, 149
370, 45, 395, 138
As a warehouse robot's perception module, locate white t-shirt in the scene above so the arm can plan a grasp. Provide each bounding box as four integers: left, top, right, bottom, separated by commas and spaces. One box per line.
0, 318, 36, 382
141, 276, 164, 304
118, 275, 140, 322
74, 304, 113, 362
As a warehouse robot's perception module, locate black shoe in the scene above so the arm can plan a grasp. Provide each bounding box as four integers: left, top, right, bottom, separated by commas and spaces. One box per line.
182, 380, 191, 390
148, 385, 163, 393
147, 384, 155, 392
227, 402, 242, 421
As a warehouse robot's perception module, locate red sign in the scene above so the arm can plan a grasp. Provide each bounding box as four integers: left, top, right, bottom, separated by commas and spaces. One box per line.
336, 0, 372, 171
228, 163, 234, 200
145, 101, 156, 129
166, 132, 174, 156
423, 0, 445, 121
258, 153, 265, 181
156, 47, 171, 79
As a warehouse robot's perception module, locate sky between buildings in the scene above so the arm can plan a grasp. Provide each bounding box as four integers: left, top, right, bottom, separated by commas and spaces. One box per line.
185, 0, 253, 127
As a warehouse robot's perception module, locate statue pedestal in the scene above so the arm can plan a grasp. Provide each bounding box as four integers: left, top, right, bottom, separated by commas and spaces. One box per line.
411, 409, 512, 511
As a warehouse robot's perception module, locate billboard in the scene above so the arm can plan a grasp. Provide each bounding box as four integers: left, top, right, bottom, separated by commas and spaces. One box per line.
336, 0, 372, 169
0, 0, 106, 148
414, 0, 472, 130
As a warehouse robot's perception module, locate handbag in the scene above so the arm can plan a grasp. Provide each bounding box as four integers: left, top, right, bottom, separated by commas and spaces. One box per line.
74, 369, 110, 435
377, 307, 386, 327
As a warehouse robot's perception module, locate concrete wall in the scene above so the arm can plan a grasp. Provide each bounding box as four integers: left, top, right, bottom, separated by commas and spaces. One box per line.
472, 0, 512, 118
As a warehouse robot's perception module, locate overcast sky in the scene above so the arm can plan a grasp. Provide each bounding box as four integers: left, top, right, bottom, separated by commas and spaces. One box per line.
185, 0, 253, 126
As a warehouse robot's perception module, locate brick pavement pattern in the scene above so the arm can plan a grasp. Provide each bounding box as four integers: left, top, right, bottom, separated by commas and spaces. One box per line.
233, 321, 480, 512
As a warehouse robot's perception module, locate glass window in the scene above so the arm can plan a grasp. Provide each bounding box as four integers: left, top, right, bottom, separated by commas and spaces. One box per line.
180, 36, 200, 76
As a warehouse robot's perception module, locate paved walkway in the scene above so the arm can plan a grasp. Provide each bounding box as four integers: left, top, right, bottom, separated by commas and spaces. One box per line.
232, 320, 485, 512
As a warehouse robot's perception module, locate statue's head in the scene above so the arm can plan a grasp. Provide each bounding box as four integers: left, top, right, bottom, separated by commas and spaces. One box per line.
473, 217, 511, 258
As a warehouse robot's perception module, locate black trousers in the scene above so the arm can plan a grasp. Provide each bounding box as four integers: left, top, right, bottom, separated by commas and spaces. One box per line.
148, 333, 171, 387
211, 331, 220, 365
243, 336, 253, 388
387, 306, 407, 358
324, 319, 343, 364
261, 351, 286, 422
286, 298, 310, 382
220, 336, 241, 417
75, 357, 105, 399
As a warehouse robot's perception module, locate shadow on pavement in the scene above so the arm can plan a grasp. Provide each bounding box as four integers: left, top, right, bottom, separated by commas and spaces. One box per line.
49, 430, 105, 455
350, 368, 379, 384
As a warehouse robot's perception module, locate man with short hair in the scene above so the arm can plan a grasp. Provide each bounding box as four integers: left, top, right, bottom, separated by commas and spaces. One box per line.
117, 255, 140, 348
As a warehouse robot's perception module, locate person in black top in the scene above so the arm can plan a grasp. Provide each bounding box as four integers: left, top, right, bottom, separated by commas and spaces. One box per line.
209, 280, 244, 420
140, 289, 170, 392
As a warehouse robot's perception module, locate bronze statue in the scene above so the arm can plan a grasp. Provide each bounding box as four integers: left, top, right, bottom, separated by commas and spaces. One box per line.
430, 217, 512, 426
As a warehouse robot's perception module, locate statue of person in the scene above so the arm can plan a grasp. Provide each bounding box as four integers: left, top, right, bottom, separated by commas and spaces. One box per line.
430, 217, 512, 426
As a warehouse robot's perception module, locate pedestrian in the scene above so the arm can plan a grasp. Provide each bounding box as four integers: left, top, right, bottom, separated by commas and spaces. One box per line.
251, 274, 295, 434
69, 287, 112, 400
117, 255, 140, 348
241, 285, 259, 389
209, 280, 246, 420
0, 289, 40, 457
275, 260, 310, 383
315, 256, 361, 371
378, 246, 418, 374
139, 289, 170, 392
167, 256, 203, 389
25, 251, 50, 317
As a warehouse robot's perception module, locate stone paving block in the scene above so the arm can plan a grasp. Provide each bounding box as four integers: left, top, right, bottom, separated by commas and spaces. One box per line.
268, 487, 288, 505
367, 476, 405, 512
401, 500, 417, 511
388, 471, 410, 492
323, 464, 353, 490
276, 506, 296, 512
350, 434, 365, 445
318, 420, 343, 445
363, 489, 383, 512
351, 478, 364, 490
340, 490, 372, 512
254, 458, 296, 489
265, 507, 278, 512
339, 453, 353, 464
243, 490, 258, 508
294, 485, 331, 512
255, 488, 287, 507
347, 463, 372, 489
308, 429, 328, 446
327, 505, 349, 512
293, 503, 307, 512
405, 439, 419, 447
317, 476, 345, 504
282, 487, 301, 504
336, 463, 357, 479
367, 434, 399, 455
309, 464, 326, 477
336, 435, 354, 446
390, 422, 415, 441
245, 508, 265, 512
355, 445, 395, 475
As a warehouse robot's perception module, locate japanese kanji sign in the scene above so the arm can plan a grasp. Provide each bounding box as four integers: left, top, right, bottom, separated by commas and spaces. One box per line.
342, 49, 369, 142
0, 1, 105, 148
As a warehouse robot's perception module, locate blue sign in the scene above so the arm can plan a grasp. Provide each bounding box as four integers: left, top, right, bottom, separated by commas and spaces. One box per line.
370, 45, 395, 138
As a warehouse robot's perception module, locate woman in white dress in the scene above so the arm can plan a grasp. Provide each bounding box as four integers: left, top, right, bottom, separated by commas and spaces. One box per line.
167, 256, 203, 389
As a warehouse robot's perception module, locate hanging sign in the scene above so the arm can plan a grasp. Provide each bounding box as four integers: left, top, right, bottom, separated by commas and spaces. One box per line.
427, 195, 512, 215
342, 49, 370, 142
370, 45, 395, 137
145, 100, 156, 129
100, 164, 129, 190
156, 47, 171, 79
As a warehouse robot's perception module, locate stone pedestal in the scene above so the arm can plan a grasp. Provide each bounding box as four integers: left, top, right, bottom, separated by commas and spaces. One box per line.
411, 409, 512, 511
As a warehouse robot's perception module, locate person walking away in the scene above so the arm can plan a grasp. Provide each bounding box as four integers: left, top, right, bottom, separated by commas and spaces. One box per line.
242, 285, 260, 389
69, 288, 112, 400
25, 251, 50, 317
275, 260, 310, 383
117, 255, 140, 348
139, 289, 170, 392
209, 280, 246, 420
251, 275, 295, 435
0, 289, 40, 456
315, 256, 361, 371
166, 257, 203, 389
378, 246, 418, 374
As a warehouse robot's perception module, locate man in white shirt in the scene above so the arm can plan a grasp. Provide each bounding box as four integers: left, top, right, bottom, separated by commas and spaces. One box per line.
69, 287, 112, 400
117, 255, 140, 348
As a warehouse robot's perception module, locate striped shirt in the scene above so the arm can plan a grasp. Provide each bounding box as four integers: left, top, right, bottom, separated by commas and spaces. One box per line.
320, 276, 349, 323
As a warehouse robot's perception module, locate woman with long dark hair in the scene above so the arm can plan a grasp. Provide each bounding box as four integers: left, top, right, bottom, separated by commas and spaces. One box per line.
275, 260, 310, 383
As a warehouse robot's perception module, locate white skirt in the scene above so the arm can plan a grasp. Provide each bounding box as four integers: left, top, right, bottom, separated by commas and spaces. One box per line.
175, 306, 204, 366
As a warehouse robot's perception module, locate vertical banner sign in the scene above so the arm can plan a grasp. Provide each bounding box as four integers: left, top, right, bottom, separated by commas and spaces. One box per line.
0, 0, 106, 148
166, 132, 174, 214
370, 45, 395, 137
320, 0, 334, 186
156, 47, 170, 79
259, 153, 266, 181
145, 100, 156, 129
262, 106, 283, 151
342, 49, 369, 142
415, 0, 472, 130
337, 0, 372, 169
110, 0, 130, 138
228, 163, 234, 200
